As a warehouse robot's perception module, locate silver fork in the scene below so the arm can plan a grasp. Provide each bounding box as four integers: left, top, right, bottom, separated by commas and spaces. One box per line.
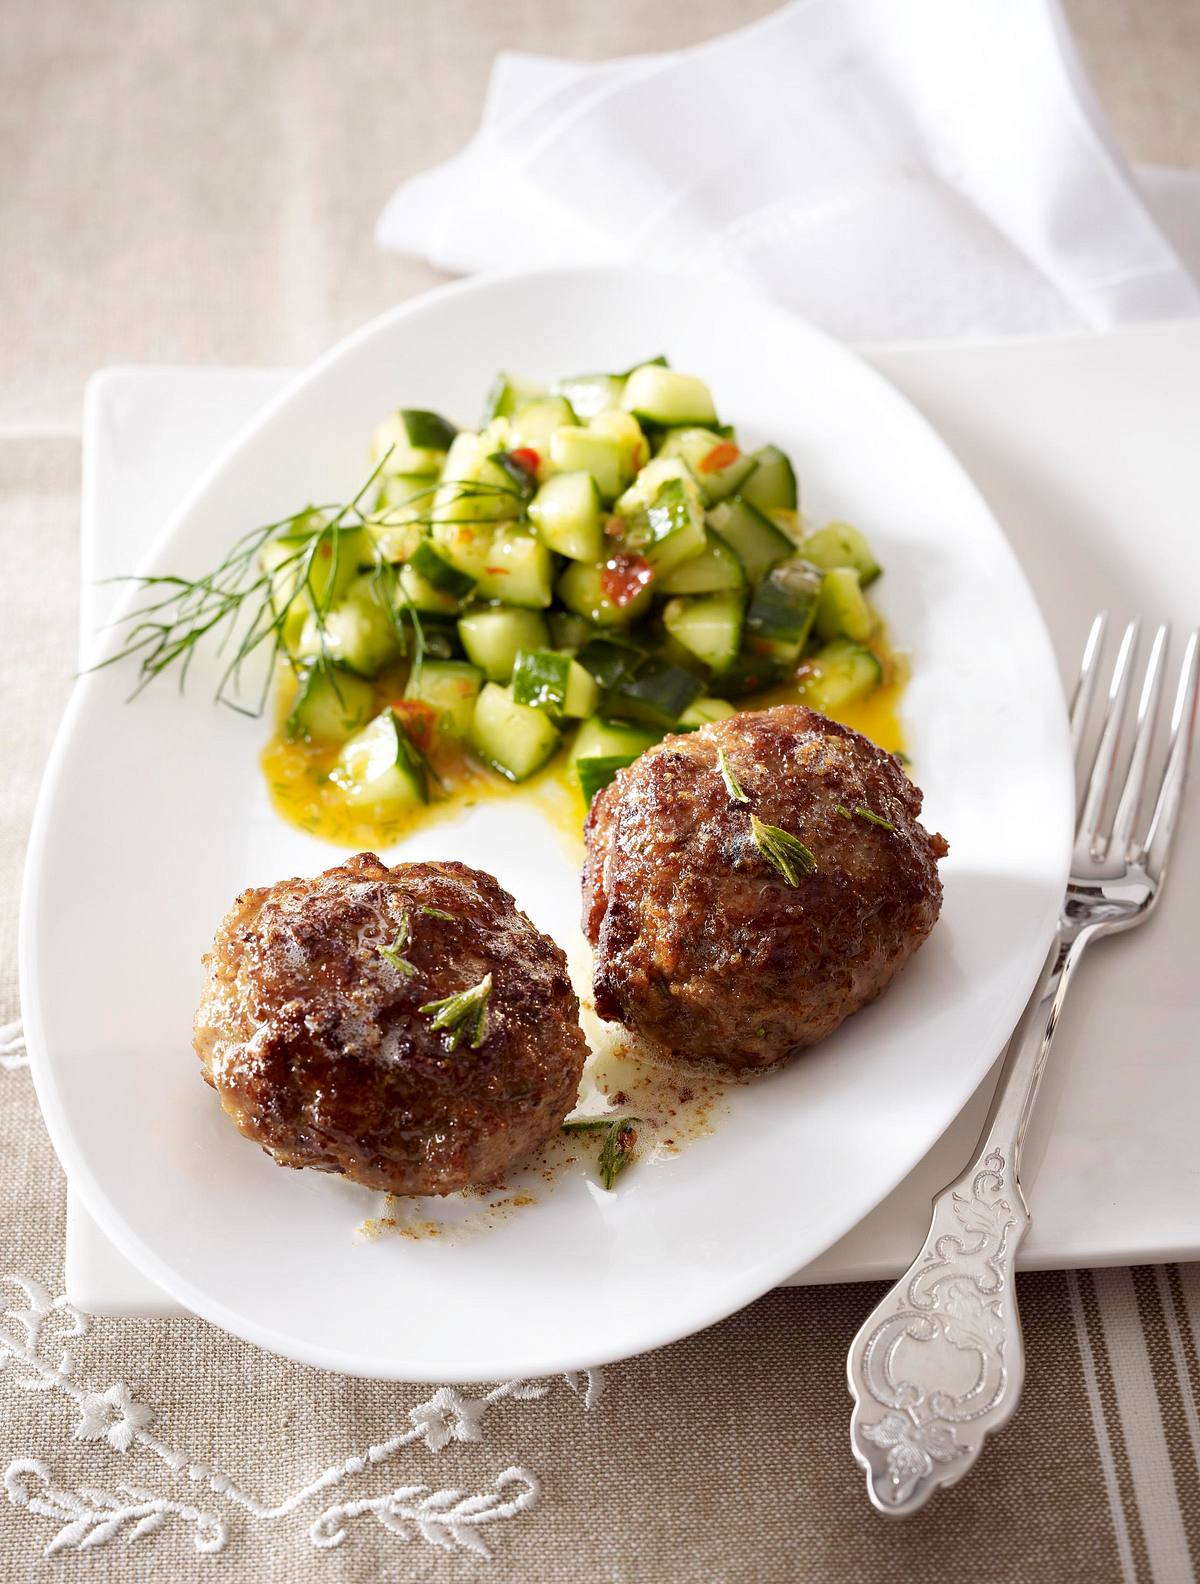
846, 614, 1199, 1516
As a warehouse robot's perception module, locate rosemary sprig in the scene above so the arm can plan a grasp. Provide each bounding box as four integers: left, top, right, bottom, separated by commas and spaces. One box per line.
562, 1116, 641, 1190
750, 813, 817, 886
419, 906, 456, 922
835, 803, 896, 831
716, 745, 749, 804
420, 973, 493, 1052
378, 914, 415, 977
852, 805, 896, 831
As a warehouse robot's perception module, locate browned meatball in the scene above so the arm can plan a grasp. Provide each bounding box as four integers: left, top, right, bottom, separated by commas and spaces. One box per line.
583, 706, 947, 1069
194, 853, 587, 1195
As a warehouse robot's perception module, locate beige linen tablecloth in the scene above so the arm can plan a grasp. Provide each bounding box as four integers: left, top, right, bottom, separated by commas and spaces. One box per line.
3, 3, 1200, 1579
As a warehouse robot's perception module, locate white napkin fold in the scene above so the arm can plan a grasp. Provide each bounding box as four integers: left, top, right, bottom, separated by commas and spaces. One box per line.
377, 0, 1200, 339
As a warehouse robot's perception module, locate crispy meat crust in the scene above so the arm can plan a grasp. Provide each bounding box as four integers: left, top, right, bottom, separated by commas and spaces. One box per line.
194, 853, 587, 1195
583, 706, 947, 1069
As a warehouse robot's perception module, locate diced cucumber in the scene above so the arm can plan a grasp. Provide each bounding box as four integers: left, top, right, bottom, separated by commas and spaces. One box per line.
709, 649, 783, 699
743, 559, 823, 667
622, 364, 717, 427
707, 497, 793, 583
557, 560, 654, 627
548, 426, 627, 502
404, 659, 484, 739
370, 409, 457, 476
576, 635, 645, 690
662, 591, 745, 674
457, 607, 550, 683
548, 611, 593, 653
471, 683, 561, 782
657, 531, 744, 594
799, 638, 884, 711
677, 696, 737, 729
576, 756, 635, 805
482, 372, 545, 423
657, 428, 759, 504
431, 434, 525, 538
408, 539, 476, 600
399, 562, 462, 615
815, 567, 876, 643
262, 520, 369, 650
609, 658, 704, 728
571, 716, 660, 765
473, 525, 554, 607
509, 396, 577, 457
799, 521, 882, 587
414, 616, 464, 661
587, 409, 649, 479
551, 371, 625, 420
297, 572, 401, 677
286, 662, 375, 745
373, 471, 435, 533
528, 472, 604, 562
611, 477, 707, 579
331, 708, 428, 808
511, 649, 600, 718
740, 444, 798, 515
613, 455, 690, 515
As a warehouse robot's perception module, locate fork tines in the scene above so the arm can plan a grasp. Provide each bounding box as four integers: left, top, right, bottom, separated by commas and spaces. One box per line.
1071, 615, 1199, 872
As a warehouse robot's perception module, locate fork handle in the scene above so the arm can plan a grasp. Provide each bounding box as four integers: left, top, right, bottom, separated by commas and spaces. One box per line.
846, 922, 1096, 1514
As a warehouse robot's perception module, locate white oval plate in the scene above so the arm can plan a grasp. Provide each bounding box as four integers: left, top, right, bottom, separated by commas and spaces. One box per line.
21, 269, 1071, 1380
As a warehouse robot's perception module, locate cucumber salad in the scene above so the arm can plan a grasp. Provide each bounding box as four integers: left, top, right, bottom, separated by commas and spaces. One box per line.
114, 357, 893, 828
263, 358, 893, 815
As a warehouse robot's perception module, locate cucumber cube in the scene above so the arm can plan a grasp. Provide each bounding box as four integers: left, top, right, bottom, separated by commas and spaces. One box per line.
800, 521, 882, 587
571, 716, 661, 766
529, 472, 604, 562
457, 607, 550, 682
744, 560, 823, 666
658, 531, 744, 594
815, 566, 876, 643
331, 708, 428, 808
510, 396, 577, 457
621, 365, 717, 427
370, 408, 457, 476
609, 658, 704, 728
556, 560, 654, 627
404, 659, 484, 739
662, 591, 745, 674
548, 426, 628, 502
286, 662, 375, 745
471, 683, 561, 782
707, 497, 793, 583
798, 638, 884, 712
511, 649, 601, 719
677, 696, 737, 729
473, 525, 554, 608
739, 444, 798, 515
296, 572, 401, 678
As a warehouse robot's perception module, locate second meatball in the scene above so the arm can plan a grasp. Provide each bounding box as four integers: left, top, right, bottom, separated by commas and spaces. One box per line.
583, 706, 947, 1069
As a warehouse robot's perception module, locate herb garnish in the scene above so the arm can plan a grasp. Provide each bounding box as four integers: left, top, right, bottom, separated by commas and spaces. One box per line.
99, 456, 530, 713
378, 914, 415, 977
716, 745, 749, 804
562, 1116, 641, 1189
419, 906, 456, 922
420, 973, 493, 1051
750, 813, 816, 885
835, 804, 853, 820
853, 805, 895, 830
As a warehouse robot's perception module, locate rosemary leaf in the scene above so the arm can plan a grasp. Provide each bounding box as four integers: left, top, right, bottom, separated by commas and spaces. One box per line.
597, 1119, 640, 1190
378, 914, 415, 977
716, 745, 749, 804
750, 813, 817, 886
835, 804, 853, 819
419, 906, 456, 922
420, 973, 493, 1052
854, 805, 896, 831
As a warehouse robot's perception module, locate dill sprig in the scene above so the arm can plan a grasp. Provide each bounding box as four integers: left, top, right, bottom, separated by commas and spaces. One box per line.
420, 973, 493, 1052
96, 455, 529, 714
750, 813, 817, 886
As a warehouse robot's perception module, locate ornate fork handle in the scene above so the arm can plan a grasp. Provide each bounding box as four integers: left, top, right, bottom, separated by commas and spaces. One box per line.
847, 921, 1094, 1515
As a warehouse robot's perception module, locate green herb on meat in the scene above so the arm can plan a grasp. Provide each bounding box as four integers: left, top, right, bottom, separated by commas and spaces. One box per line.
750, 813, 816, 885
563, 1115, 641, 1189
716, 745, 749, 804
853, 805, 895, 831
378, 914, 415, 977
420, 973, 493, 1051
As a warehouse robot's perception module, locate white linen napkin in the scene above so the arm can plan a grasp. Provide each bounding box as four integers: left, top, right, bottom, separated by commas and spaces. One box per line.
377, 0, 1200, 339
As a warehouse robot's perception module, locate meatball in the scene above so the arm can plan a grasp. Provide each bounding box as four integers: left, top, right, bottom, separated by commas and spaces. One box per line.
583, 706, 947, 1069
194, 853, 587, 1195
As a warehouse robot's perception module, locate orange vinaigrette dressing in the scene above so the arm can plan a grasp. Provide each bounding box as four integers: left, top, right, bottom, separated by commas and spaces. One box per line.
262, 641, 909, 851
